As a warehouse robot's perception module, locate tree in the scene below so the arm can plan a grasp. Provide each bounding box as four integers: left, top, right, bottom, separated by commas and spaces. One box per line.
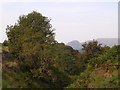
82, 40, 104, 61
52, 43, 82, 75
6, 11, 57, 80
2, 40, 9, 46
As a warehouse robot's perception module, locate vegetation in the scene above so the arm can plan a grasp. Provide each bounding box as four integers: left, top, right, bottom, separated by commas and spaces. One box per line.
66, 45, 119, 88
0, 43, 2, 53
2, 11, 119, 89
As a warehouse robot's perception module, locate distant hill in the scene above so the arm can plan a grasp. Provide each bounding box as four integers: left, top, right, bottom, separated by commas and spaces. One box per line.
66, 40, 83, 52
96, 38, 118, 47
85, 38, 118, 47
66, 38, 118, 52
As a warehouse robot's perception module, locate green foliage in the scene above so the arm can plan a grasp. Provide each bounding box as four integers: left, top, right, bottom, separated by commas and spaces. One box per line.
2, 40, 9, 46
6, 11, 57, 82
88, 45, 119, 68
3, 11, 119, 88
67, 45, 119, 88
82, 40, 104, 61
98, 74, 119, 88
53, 43, 83, 75
4, 11, 78, 88
2, 61, 51, 88
0, 43, 2, 53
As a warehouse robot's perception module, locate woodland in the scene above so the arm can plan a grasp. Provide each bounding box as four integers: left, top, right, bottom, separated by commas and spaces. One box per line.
1, 11, 119, 88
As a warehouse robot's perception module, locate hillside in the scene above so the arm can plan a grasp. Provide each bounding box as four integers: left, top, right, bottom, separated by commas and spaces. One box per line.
2, 42, 119, 88
66, 45, 119, 88
66, 40, 83, 52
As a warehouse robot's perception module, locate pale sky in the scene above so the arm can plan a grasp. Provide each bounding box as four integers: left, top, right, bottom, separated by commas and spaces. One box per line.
0, 0, 118, 43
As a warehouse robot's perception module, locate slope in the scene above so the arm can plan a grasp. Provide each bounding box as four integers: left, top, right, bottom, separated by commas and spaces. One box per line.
66, 45, 119, 88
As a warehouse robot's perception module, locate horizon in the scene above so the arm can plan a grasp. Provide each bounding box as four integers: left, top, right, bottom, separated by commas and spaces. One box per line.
66, 37, 119, 44
0, 38, 118, 44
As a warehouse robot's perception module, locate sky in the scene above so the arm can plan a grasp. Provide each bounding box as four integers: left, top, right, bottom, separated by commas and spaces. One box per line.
0, 0, 118, 44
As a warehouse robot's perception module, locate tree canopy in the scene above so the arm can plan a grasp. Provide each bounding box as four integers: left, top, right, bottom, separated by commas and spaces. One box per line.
6, 11, 57, 81
82, 40, 104, 61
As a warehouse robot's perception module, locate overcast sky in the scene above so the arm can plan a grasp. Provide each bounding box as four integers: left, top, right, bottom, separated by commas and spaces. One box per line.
0, 0, 118, 43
